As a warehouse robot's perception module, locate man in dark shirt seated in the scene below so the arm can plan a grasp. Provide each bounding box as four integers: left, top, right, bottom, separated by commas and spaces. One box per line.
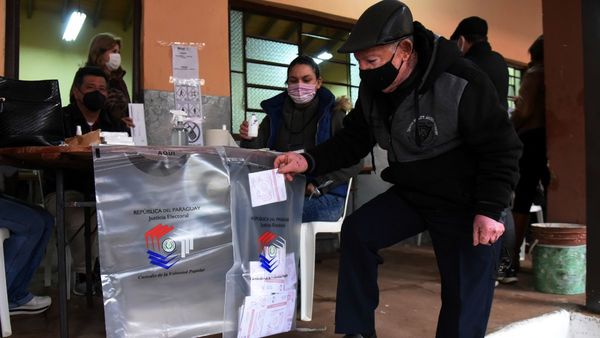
62, 66, 133, 136
44, 66, 134, 296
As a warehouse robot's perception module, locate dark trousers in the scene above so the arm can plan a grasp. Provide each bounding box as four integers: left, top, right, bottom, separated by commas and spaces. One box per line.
334, 187, 499, 338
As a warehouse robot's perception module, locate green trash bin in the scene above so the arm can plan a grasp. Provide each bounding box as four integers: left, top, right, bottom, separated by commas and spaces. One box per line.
531, 223, 586, 295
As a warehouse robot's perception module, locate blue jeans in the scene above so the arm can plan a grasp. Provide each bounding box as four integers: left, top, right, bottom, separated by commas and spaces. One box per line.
0, 195, 53, 307
302, 193, 345, 222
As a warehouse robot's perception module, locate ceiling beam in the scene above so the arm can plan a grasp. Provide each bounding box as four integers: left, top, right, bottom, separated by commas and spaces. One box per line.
26, 0, 33, 19
258, 17, 278, 37
62, 0, 69, 21
93, 0, 104, 27
123, 1, 133, 31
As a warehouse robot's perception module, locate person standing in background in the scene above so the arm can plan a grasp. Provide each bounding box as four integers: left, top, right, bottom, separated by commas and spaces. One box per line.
510, 35, 549, 282
451, 16, 509, 110
451, 16, 517, 284
85, 32, 133, 128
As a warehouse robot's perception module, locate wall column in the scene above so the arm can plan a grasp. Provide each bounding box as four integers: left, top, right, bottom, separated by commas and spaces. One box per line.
581, 0, 600, 313
543, 0, 600, 312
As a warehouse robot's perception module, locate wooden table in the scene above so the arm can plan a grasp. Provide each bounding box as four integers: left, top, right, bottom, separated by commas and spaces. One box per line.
0, 146, 93, 338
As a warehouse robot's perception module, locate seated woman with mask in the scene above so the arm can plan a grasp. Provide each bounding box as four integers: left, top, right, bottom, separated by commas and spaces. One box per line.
239, 55, 362, 222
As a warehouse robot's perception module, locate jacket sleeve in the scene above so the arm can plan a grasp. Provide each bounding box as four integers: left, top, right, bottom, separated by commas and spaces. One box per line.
314, 109, 364, 194
511, 70, 542, 131
458, 74, 523, 220
305, 98, 375, 176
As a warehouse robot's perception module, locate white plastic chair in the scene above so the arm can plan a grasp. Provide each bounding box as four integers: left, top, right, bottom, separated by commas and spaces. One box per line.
0, 228, 12, 337
519, 204, 545, 261
300, 178, 353, 321
530, 204, 544, 223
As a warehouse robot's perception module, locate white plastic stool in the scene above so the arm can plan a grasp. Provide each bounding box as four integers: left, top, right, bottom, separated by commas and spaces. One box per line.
0, 228, 12, 337
530, 204, 544, 223
300, 178, 352, 321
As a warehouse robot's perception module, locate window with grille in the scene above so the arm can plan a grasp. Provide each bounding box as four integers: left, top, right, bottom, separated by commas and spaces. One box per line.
230, 9, 525, 130
229, 10, 359, 134
507, 65, 523, 111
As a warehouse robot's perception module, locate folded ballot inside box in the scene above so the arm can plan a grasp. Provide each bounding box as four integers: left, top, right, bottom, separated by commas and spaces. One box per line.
100, 131, 134, 145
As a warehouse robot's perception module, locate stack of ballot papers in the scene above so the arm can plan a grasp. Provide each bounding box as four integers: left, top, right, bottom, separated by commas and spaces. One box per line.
237, 253, 297, 338
100, 131, 135, 145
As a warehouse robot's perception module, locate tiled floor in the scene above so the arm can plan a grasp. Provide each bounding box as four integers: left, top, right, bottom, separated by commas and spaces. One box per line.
8, 244, 592, 337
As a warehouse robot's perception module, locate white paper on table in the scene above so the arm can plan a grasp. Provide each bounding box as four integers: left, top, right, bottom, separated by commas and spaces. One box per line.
237, 290, 296, 338
248, 169, 287, 207
171, 44, 199, 81
127, 103, 147, 146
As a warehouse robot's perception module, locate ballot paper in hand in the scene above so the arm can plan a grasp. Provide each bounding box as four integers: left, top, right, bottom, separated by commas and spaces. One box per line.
248, 169, 287, 207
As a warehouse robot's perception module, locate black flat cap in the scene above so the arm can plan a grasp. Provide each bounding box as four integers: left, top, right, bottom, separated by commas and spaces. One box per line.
338, 0, 413, 53
450, 16, 488, 40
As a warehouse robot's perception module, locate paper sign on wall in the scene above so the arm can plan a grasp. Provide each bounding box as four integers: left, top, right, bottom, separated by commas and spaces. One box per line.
171, 44, 203, 118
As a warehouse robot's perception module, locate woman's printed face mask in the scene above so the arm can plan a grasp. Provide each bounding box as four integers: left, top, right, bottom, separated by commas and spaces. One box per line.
287, 82, 317, 104
286, 64, 320, 104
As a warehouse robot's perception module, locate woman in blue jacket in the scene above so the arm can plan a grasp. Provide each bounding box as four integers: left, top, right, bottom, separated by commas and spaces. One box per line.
239, 55, 361, 222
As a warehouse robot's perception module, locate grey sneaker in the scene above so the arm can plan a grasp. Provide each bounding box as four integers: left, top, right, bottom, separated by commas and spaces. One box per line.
10, 296, 51, 315
73, 273, 96, 296
499, 268, 519, 284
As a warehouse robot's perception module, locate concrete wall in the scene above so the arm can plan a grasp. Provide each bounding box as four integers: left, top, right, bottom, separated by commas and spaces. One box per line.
543, 0, 586, 223
260, 0, 542, 64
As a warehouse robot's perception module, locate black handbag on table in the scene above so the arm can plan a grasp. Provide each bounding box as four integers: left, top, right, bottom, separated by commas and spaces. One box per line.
0, 77, 65, 147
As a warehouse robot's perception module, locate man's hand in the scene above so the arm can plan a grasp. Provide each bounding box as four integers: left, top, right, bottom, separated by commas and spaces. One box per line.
274, 152, 308, 181
473, 214, 505, 246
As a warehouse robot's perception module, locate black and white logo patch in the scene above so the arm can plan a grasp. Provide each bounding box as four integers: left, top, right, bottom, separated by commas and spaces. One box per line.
406, 115, 438, 147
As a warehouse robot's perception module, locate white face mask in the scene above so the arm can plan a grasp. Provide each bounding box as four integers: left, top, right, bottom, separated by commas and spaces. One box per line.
106, 53, 121, 71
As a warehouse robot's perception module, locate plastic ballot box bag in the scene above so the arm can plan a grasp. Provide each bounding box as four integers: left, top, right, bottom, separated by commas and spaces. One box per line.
222, 148, 304, 338
93, 146, 304, 338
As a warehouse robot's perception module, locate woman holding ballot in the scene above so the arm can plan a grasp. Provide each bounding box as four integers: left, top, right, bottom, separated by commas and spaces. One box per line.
239, 55, 361, 222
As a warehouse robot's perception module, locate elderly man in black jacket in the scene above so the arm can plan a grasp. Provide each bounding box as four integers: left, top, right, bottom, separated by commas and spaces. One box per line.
275, 2, 522, 338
